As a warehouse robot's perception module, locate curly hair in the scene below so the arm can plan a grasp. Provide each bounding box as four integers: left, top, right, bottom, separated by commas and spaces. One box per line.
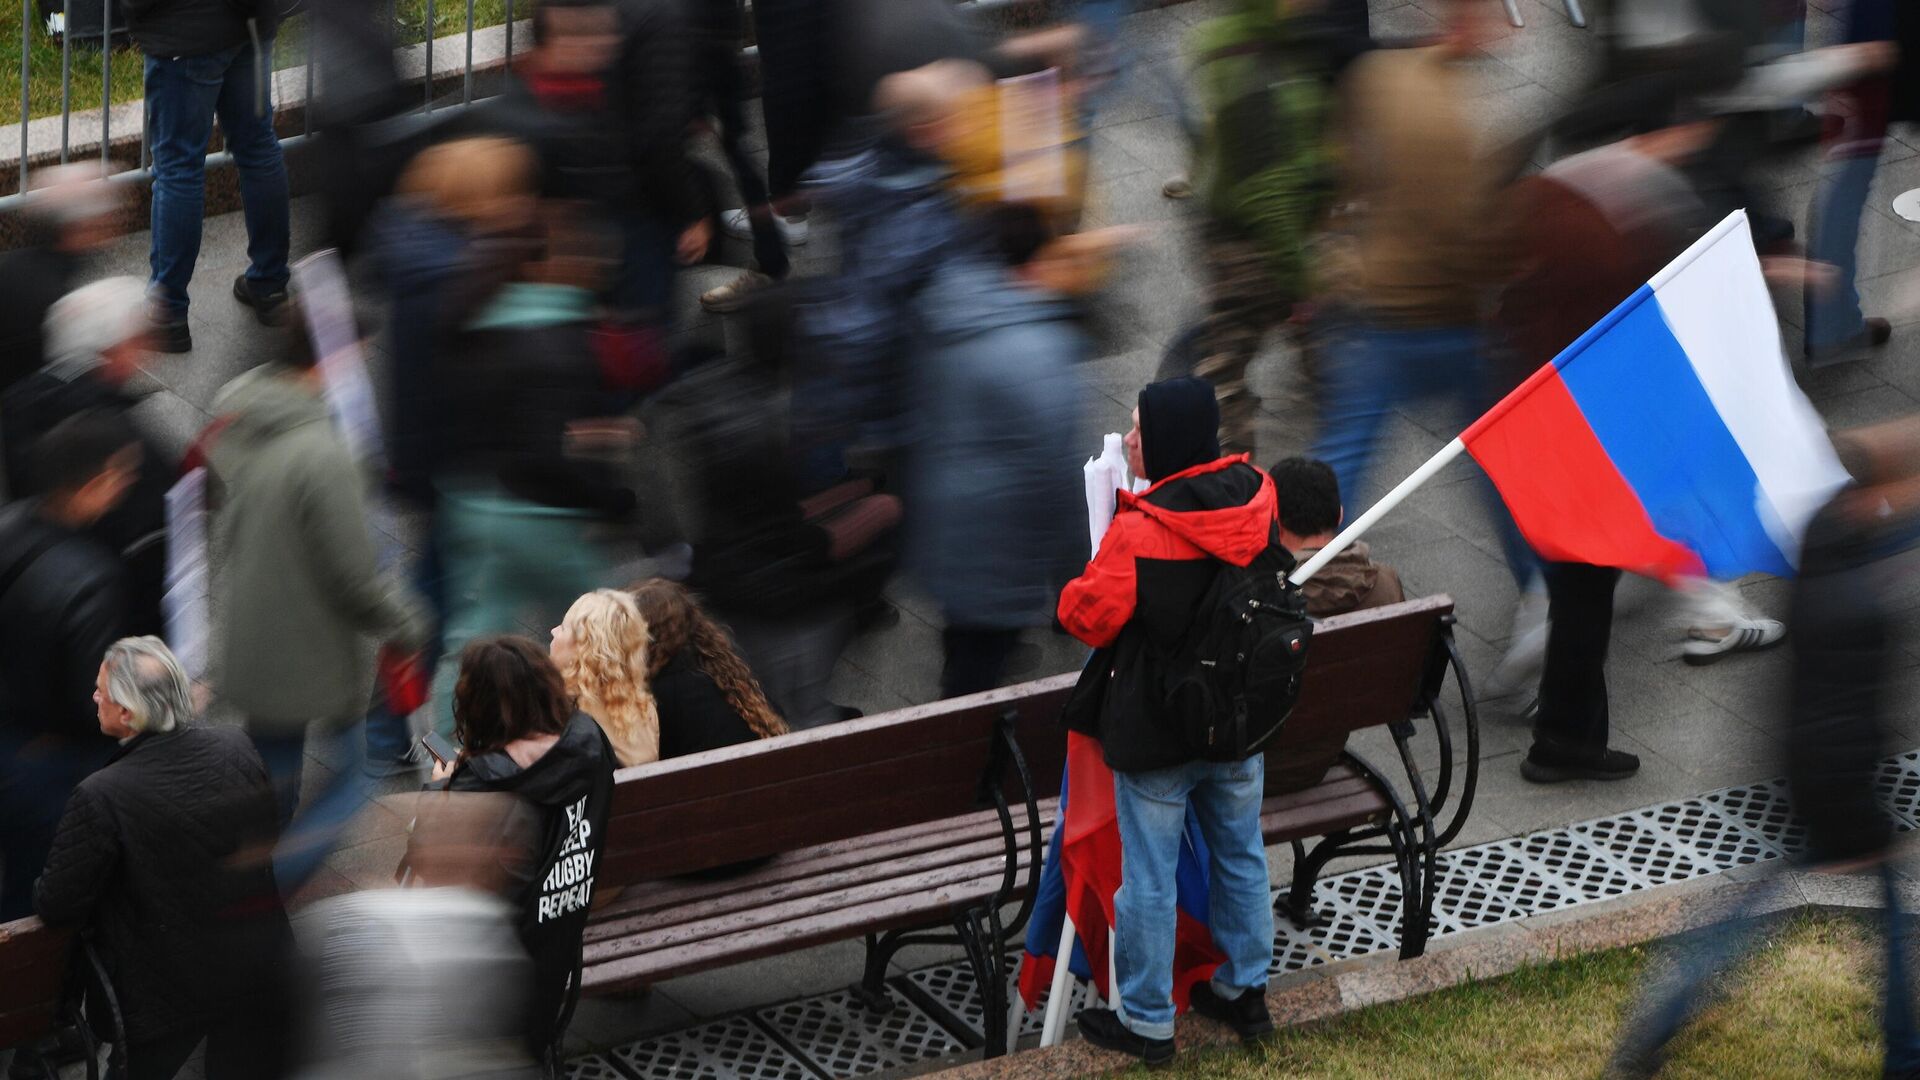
557, 590, 661, 765
626, 578, 789, 741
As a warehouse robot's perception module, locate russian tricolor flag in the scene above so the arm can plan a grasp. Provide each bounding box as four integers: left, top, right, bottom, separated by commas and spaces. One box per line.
1466, 210, 1850, 583
1017, 733, 1223, 1016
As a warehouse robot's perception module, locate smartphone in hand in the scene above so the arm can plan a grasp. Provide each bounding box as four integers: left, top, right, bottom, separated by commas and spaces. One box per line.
420, 730, 460, 766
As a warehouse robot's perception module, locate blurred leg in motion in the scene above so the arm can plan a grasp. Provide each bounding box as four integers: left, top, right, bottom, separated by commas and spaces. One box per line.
1192, 226, 1290, 457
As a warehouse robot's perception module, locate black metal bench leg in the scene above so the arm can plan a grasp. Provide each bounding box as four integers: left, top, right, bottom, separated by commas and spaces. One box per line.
1282, 834, 1345, 928
849, 932, 900, 1015
954, 907, 1010, 1060
1387, 816, 1429, 961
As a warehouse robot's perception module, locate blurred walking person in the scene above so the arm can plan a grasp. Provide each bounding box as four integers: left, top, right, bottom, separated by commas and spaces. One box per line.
0, 166, 119, 396
4, 277, 177, 638
0, 413, 142, 918
208, 321, 427, 856
1309, 0, 1531, 584
1610, 417, 1920, 1077
1182, 0, 1337, 454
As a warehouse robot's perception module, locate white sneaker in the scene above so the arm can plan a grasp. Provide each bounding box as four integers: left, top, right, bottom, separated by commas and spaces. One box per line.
1681, 617, 1785, 666
718, 208, 809, 247
700, 270, 772, 313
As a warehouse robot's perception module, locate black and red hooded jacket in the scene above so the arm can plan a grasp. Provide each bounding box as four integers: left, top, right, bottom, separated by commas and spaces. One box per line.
1058, 454, 1279, 772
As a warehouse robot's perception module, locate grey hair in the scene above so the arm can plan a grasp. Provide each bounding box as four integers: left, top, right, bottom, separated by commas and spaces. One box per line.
102, 636, 193, 735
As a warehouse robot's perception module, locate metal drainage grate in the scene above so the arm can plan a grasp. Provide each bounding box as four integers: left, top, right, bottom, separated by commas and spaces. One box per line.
1511, 828, 1643, 905
1631, 800, 1783, 871
1874, 753, 1920, 831
566, 1054, 629, 1080
1270, 875, 1402, 974
1427, 842, 1559, 929
1574, 815, 1719, 887
909, 958, 1079, 1041
610, 1016, 816, 1080
1705, 780, 1808, 854
758, 988, 966, 1077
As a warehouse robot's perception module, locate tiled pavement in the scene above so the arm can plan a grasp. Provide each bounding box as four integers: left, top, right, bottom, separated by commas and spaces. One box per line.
58, 0, 1920, 1074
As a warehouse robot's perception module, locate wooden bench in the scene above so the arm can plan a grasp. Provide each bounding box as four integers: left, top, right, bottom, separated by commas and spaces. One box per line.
578, 594, 1476, 1059
0, 917, 122, 1080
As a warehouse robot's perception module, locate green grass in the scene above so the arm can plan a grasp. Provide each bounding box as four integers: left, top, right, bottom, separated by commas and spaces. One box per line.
1128, 912, 1885, 1079
1, 0, 508, 128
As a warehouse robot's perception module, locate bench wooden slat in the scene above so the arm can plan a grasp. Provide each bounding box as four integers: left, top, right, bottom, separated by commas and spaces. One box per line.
593, 801, 1059, 924
584, 848, 1043, 968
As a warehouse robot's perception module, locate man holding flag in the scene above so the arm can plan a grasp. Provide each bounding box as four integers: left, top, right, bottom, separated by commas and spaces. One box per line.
1051, 377, 1278, 1064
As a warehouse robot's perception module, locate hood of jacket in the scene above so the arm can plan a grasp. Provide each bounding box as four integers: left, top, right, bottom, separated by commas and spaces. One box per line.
914, 256, 1080, 344
209, 364, 332, 458
459, 712, 611, 808
1122, 456, 1276, 566
1296, 541, 1382, 613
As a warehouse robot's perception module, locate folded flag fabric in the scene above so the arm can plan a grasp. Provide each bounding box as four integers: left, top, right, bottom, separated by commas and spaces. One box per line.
1018, 732, 1223, 1011
1464, 210, 1849, 584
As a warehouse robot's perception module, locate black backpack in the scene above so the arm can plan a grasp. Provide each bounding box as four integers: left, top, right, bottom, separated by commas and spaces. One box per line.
1139, 512, 1313, 762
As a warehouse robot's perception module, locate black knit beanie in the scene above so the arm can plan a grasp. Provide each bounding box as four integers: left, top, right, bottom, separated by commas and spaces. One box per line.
1137, 376, 1222, 482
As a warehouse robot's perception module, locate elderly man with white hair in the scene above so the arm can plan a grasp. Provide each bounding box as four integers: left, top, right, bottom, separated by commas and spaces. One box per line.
3, 276, 177, 636
35, 637, 291, 1080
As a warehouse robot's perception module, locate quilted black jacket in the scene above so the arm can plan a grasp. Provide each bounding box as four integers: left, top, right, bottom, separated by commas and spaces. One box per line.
34, 725, 291, 1044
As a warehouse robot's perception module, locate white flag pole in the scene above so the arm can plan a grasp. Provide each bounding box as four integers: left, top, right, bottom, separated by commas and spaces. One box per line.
1289, 438, 1468, 586
1039, 915, 1079, 1046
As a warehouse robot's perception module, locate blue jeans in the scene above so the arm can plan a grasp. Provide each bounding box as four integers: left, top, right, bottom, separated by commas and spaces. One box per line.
1111, 755, 1274, 1040
1805, 151, 1880, 349
1314, 321, 1535, 587
249, 722, 375, 894
145, 40, 290, 319
1616, 863, 1920, 1073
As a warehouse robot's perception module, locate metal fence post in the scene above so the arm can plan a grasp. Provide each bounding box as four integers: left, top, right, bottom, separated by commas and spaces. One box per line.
98, 0, 109, 168
19, 0, 30, 193
59, 0, 71, 160
461, 0, 472, 105
422, 0, 434, 111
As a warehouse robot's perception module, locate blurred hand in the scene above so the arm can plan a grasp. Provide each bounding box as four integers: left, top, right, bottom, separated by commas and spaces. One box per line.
565, 417, 642, 458
430, 758, 456, 783
677, 218, 713, 265
1762, 256, 1838, 294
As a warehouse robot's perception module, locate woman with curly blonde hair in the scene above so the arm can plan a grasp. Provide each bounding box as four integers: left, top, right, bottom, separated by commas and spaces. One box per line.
549, 590, 660, 767
626, 578, 789, 757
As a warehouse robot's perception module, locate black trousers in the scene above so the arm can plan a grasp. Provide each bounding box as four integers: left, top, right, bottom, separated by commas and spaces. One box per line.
1532, 562, 1622, 753
689, 34, 790, 278
750, 0, 841, 201
941, 627, 1023, 700
129, 1019, 286, 1080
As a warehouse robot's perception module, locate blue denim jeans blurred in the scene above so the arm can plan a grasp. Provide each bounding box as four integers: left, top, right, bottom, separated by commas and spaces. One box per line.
1805, 151, 1880, 350
1314, 321, 1535, 587
249, 721, 375, 894
144, 40, 289, 319
1111, 755, 1273, 1040
1615, 862, 1920, 1073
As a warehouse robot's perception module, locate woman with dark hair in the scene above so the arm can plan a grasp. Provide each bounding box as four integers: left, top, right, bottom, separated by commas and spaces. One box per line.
424, 635, 614, 1071
626, 579, 790, 757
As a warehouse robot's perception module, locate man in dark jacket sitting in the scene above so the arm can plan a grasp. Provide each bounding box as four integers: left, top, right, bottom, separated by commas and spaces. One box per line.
0, 411, 141, 919
35, 637, 290, 1080
1057, 377, 1278, 1063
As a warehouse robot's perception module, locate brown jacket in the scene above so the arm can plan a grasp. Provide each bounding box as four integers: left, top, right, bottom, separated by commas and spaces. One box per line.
1337, 47, 1522, 326
1270, 541, 1406, 792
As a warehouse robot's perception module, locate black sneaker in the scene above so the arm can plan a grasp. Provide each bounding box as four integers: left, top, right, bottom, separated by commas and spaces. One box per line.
1188, 982, 1274, 1042
1078, 1008, 1175, 1067
1521, 743, 1640, 784
233, 273, 289, 325
153, 315, 192, 354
